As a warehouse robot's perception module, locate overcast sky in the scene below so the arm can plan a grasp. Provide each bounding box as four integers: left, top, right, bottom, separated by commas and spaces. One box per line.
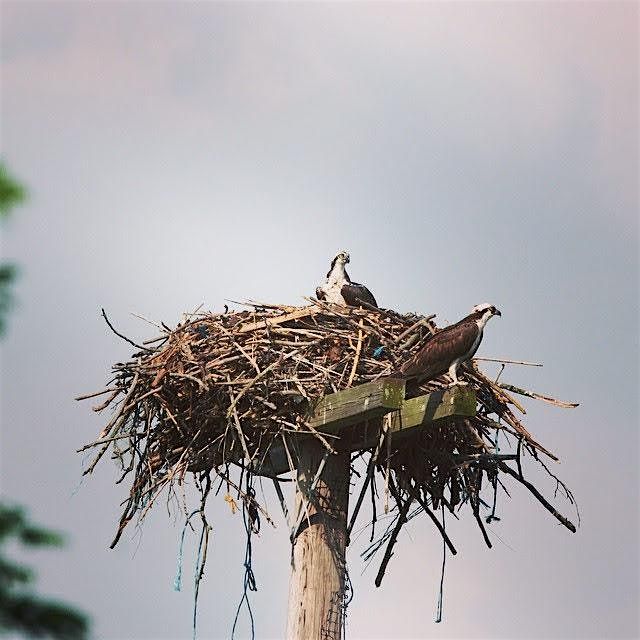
1, 2, 638, 639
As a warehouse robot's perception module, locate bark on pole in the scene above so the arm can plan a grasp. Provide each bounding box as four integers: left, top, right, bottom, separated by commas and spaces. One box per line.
286, 439, 350, 640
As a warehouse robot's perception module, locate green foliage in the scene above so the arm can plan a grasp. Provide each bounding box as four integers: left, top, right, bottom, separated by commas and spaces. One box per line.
0, 506, 64, 548
0, 504, 89, 640
0, 162, 23, 335
0, 558, 33, 588
0, 592, 88, 640
0, 163, 26, 218
0, 164, 90, 639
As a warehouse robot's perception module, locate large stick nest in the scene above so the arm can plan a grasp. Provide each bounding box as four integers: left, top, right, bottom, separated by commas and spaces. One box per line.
78, 300, 578, 566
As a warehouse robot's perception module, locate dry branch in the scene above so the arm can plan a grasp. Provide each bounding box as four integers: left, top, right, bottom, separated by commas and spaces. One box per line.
499, 383, 579, 408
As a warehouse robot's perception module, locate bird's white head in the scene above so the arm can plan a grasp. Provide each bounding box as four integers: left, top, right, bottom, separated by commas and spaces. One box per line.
472, 303, 502, 326
325, 250, 351, 281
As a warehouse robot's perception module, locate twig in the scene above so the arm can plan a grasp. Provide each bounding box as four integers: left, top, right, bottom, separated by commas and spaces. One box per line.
453, 453, 518, 464
168, 372, 208, 391
237, 306, 320, 334
226, 351, 299, 418
299, 421, 338, 454
101, 308, 151, 351
413, 491, 457, 555
228, 385, 253, 464
393, 315, 436, 344
498, 462, 576, 532
474, 357, 543, 367
272, 478, 291, 528
218, 324, 261, 374
77, 431, 146, 452
75, 387, 123, 401
347, 415, 391, 541
374, 486, 415, 587
499, 383, 579, 408
471, 367, 527, 415
290, 449, 330, 541
91, 389, 123, 412
347, 319, 364, 387
384, 424, 392, 514
84, 372, 141, 475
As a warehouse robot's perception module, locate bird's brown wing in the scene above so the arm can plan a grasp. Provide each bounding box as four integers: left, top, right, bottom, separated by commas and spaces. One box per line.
341, 283, 378, 308
400, 320, 479, 380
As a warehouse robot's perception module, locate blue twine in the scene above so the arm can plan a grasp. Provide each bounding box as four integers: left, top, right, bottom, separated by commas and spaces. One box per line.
372, 346, 385, 359
196, 326, 209, 338
69, 476, 85, 499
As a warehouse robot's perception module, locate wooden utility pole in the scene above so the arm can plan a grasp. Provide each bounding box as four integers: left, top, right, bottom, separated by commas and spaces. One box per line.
281, 381, 476, 640
286, 440, 350, 640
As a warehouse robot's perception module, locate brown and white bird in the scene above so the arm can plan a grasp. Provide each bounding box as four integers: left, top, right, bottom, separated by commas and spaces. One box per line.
399, 303, 501, 386
315, 250, 378, 308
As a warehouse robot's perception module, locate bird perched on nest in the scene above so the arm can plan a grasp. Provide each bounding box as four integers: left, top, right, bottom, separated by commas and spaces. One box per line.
399, 303, 501, 386
315, 250, 378, 308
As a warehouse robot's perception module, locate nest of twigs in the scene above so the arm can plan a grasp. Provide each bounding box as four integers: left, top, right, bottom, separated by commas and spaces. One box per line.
78, 300, 578, 568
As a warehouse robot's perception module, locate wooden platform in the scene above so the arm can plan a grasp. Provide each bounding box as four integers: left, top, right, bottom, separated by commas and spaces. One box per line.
253, 378, 477, 476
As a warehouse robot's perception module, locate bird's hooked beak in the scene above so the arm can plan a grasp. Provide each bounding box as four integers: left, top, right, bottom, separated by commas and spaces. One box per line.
494, 308, 502, 317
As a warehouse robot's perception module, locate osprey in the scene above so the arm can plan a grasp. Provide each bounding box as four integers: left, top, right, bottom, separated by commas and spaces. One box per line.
315, 251, 378, 308
399, 303, 501, 385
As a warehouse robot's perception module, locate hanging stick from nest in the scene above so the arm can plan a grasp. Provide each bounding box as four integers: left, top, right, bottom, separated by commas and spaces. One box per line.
383, 426, 392, 514
272, 478, 291, 527
347, 414, 392, 541
374, 483, 416, 587
413, 491, 457, 556
498, 462, 576, 532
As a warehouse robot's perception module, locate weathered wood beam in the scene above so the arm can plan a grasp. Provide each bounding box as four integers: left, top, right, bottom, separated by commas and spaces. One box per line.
391, 385, 476, 434
254, 383, 477, 477
250, 378, 405, 477
349, 386, 476, 451
307, 377, 406, 432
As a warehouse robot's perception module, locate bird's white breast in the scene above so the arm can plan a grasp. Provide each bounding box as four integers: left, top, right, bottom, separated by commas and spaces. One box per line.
468, 326, 483, 357
320, 282, 346, 304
